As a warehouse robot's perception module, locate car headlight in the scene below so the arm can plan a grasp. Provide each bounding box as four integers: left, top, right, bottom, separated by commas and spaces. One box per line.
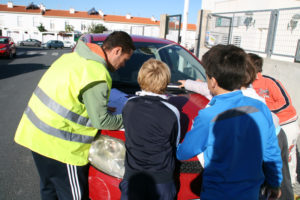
0, 47, 7, 50
89, 134, 125, 178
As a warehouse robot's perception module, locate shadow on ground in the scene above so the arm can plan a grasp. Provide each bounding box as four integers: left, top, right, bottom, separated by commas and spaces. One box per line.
0, 63, 48, 79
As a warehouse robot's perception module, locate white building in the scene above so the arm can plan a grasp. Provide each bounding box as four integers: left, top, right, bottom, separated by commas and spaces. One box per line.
0, 2, 197, 48
202, 0, 300, 12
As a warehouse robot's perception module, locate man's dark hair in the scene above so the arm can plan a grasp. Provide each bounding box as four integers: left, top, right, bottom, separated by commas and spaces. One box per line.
202, 44, 250, 91
248, 53, 263, 73
102, 31, 135, 53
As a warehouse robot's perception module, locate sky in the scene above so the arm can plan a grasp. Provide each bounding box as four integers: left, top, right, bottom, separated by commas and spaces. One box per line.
7, 0, 202, 24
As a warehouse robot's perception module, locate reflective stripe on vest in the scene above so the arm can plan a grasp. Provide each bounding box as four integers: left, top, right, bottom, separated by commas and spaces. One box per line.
34, 86, 92, 127
25, 86, 95, 144
25, 106, 94, 144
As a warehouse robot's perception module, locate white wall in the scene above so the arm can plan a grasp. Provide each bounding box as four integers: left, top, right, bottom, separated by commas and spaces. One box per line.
263, 58, 300, 125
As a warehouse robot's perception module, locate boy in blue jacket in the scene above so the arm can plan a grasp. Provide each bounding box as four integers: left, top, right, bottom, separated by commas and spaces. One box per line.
176, 45, 282, 200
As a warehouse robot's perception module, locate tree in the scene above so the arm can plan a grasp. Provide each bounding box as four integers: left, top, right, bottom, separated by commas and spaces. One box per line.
88, 23, 108, 33
65, 24, 74, 32
37, 23, 47, 32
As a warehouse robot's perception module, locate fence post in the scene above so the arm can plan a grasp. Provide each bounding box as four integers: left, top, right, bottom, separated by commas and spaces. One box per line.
159, 14, 168, 39
194, 9, 211, 58
265, 10, 279, 57
228, 14, 234, 45
194, 10, 202, 58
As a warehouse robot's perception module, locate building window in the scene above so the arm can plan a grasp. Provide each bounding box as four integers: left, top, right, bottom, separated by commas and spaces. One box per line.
50, 20, 55, 30
81, 22, 87, 31
17, 16, 23, 27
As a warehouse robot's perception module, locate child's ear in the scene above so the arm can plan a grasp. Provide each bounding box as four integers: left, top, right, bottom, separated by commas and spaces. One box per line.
211, 77, 218, 89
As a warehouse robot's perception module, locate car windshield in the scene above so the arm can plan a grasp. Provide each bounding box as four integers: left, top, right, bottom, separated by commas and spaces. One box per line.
92, 41, 206, 94
0, 38, 8, 44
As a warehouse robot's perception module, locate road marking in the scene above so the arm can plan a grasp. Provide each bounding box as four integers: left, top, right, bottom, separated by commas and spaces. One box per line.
27, 51, 36, 55
16, 52, 25, 56
16, 51, 61, 56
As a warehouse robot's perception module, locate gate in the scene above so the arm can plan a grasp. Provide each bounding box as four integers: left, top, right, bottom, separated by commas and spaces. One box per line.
205, 7, 300, 60
205, 14, 232, 47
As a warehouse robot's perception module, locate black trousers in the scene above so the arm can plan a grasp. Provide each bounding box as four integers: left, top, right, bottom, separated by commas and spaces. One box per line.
277, 129, 294, 200
119, 173, 176, 200
32, 151, 90, 200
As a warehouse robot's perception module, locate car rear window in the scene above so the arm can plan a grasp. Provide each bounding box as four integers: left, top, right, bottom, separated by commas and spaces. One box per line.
0, 38, 8, 44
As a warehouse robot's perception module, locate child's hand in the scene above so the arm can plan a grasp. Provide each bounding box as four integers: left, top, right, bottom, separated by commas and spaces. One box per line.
196, 79, 203, 82
178, 80, 186, 88
268, 187, 281, 200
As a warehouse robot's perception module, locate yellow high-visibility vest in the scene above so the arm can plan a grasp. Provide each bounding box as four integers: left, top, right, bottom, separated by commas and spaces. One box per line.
15, 52, 112, 166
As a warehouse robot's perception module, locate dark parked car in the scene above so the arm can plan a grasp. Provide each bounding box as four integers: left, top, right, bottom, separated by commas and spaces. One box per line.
42, 40, 64, 49
79, 33, 209, 200
0, 36, 16, 58
18, 38, 41, 47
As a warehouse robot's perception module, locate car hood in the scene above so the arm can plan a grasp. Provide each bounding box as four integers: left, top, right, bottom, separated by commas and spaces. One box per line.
168, 93, 209, 139
0, 44, 8, 48
102, 92, 209, 146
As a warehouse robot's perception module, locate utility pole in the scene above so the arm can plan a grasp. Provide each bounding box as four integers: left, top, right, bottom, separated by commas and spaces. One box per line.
181, 0, 189, 47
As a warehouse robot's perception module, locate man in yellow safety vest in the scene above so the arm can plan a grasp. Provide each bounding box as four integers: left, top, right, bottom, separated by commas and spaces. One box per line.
14, 31, 135, 200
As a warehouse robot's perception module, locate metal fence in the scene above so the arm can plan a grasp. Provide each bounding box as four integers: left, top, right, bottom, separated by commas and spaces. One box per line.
130, 25, 160, 37
205, 7, 300, 59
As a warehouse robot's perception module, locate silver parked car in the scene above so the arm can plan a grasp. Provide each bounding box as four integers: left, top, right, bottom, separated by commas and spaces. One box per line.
18, 39, 41, 47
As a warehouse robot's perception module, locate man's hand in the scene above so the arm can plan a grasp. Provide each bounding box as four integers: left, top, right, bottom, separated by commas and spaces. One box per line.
107, 106, 116, 113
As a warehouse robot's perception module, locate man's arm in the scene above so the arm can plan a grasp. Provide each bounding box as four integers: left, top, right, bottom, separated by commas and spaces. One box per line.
82, 82, 123, 130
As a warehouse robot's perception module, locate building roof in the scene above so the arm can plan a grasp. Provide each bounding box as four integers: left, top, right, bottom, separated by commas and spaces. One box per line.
0, 4, 41, 14
0, 4, 196, 31
43, 9, 104, 20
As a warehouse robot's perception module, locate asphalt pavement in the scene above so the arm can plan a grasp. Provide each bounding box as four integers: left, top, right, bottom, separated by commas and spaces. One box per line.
0, 46, 71, 200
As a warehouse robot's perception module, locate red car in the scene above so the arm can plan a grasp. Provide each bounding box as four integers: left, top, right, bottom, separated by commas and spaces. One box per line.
0, 36, 16, 58
80, 34, 209, 200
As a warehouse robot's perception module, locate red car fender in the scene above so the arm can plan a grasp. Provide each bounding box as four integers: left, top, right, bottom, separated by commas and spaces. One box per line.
89, 93, 209, 200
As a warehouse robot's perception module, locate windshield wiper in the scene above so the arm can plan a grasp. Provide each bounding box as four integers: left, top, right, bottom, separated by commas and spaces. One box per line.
166, 83, 188, 94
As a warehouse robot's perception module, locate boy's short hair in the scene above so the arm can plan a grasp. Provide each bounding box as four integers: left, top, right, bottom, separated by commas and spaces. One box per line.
202, 44, 251, 91
103, 31, 136, 54
244, 58, 256, 87
248, 53, 263, 73
138, 59, 171, 94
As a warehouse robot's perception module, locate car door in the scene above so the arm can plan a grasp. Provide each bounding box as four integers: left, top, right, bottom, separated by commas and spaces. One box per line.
27, 39, 33, 46
54, 40, 58, 48
23, 39, 29, 46
27, 39, 32, 46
